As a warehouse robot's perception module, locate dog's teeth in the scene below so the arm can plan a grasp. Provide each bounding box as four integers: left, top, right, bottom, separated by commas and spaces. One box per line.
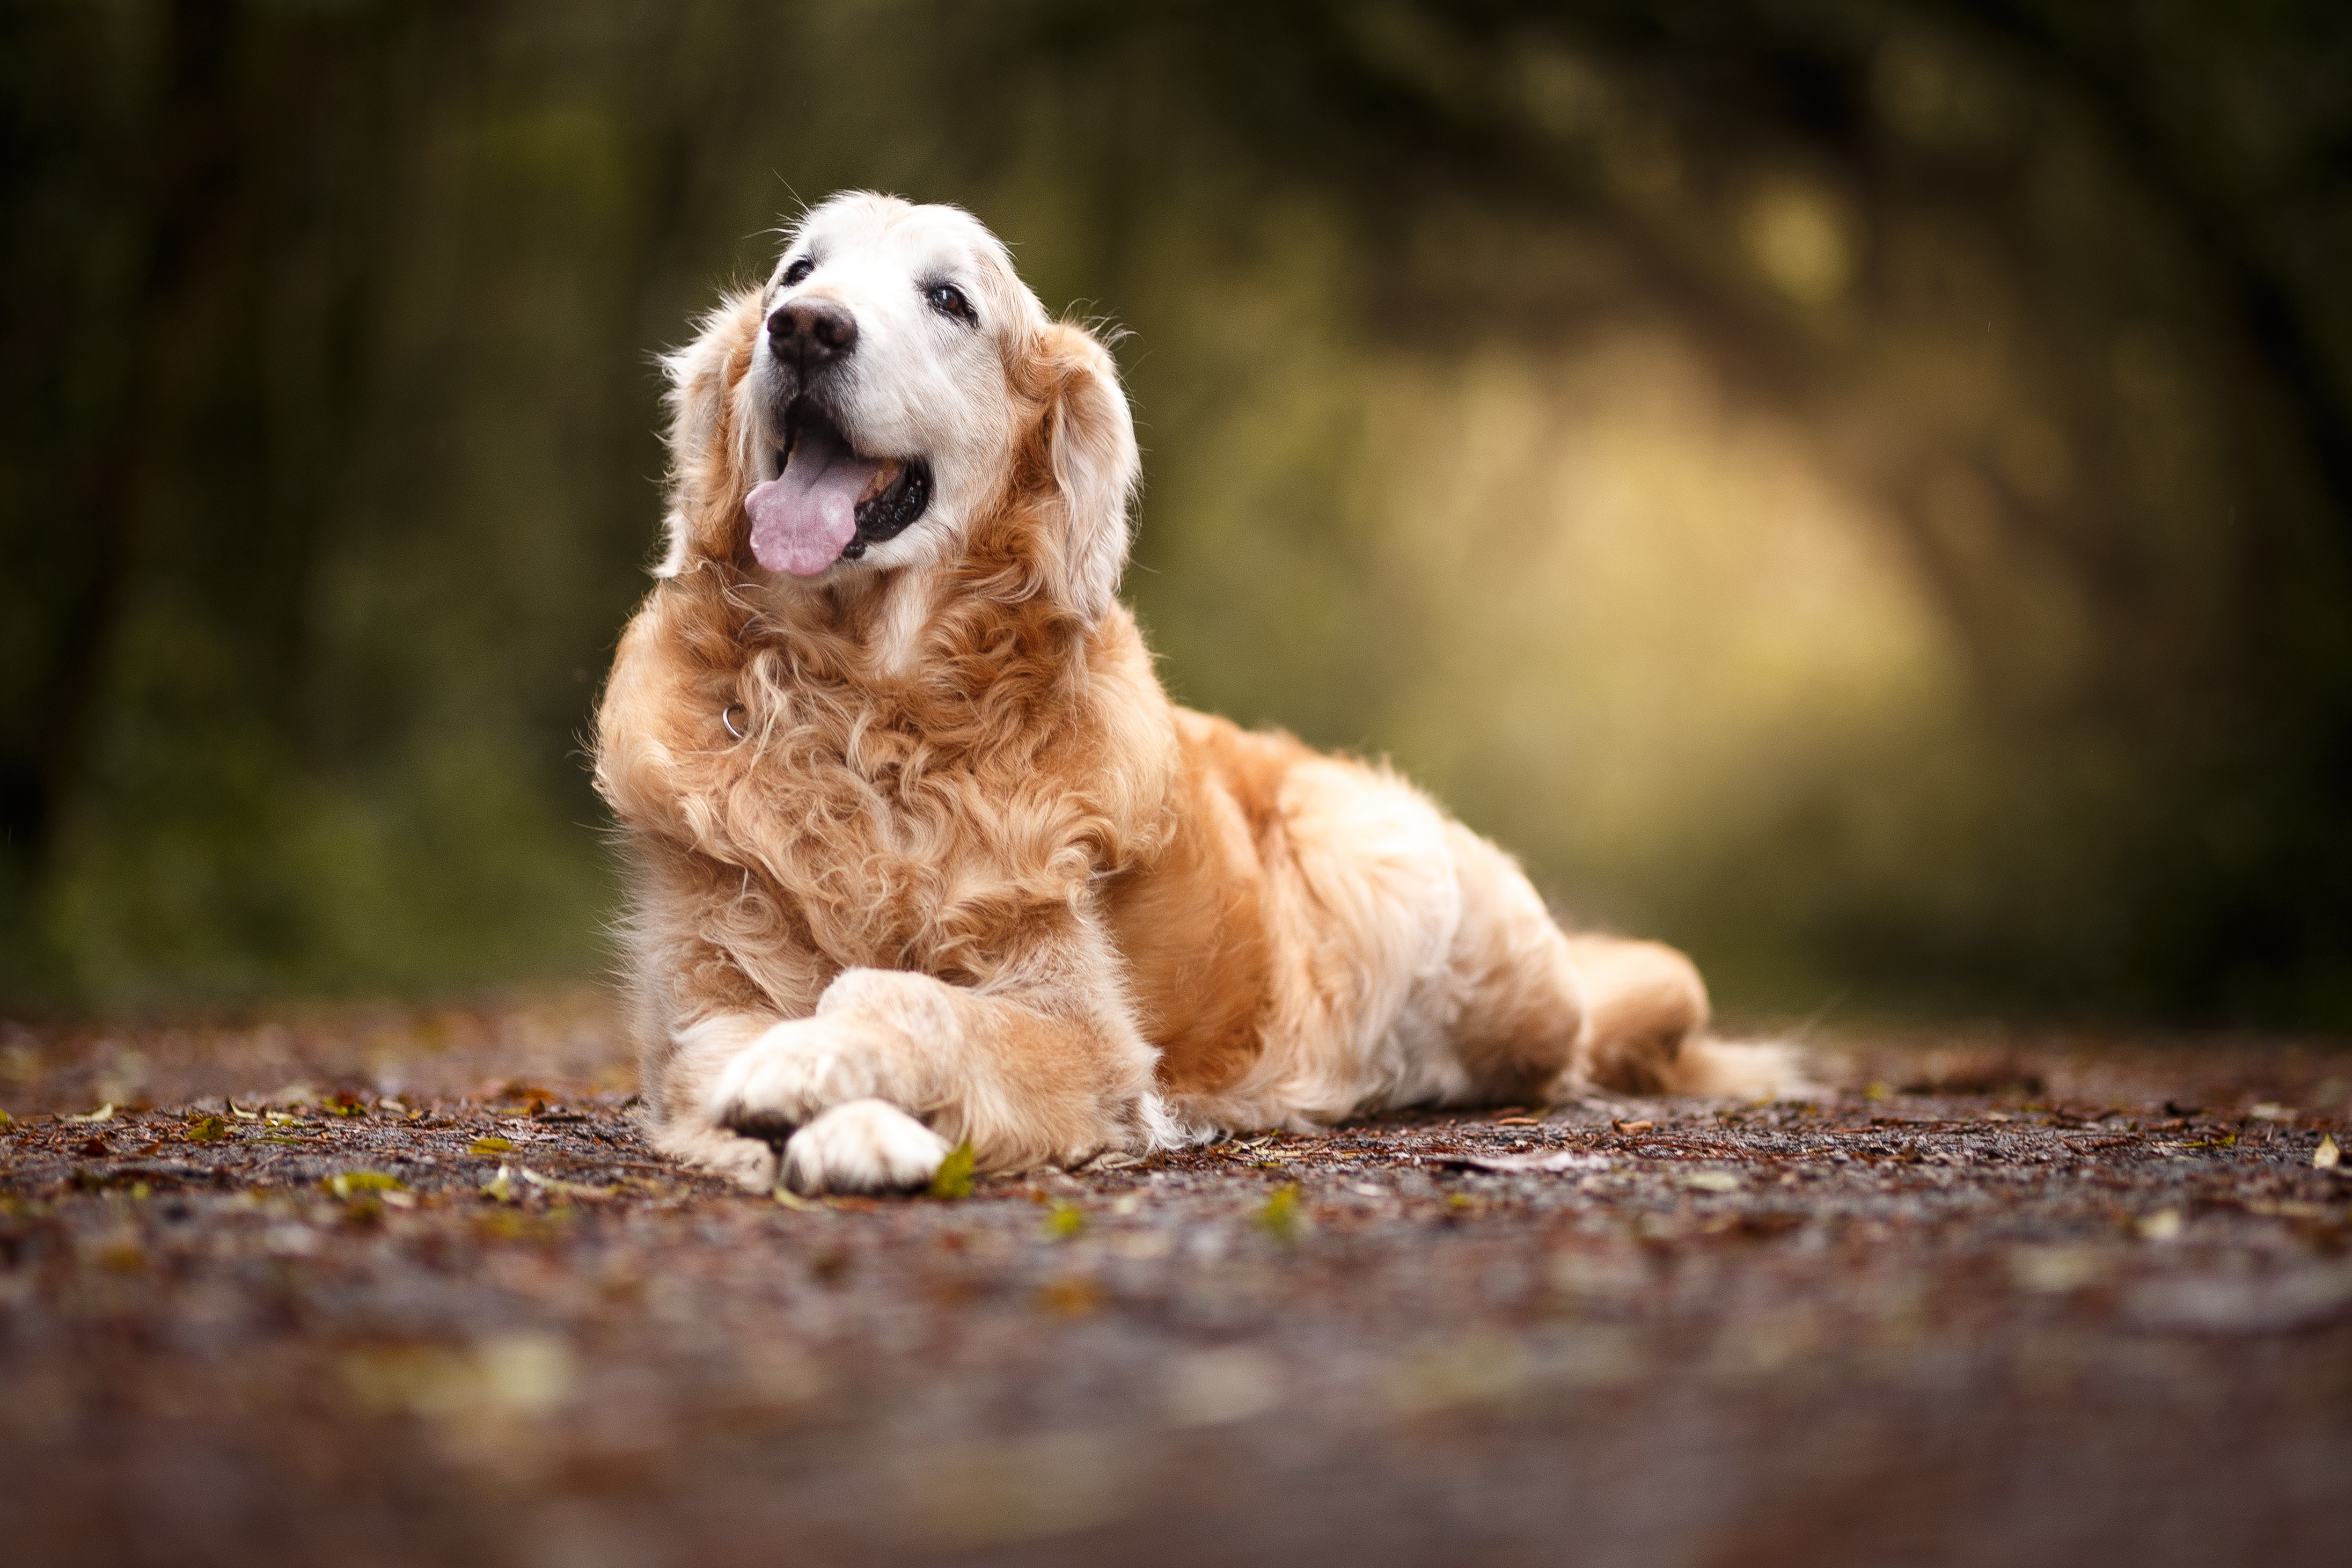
860, 460, 905, 503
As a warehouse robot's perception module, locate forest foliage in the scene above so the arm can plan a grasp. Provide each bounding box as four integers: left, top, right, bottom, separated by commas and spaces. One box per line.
4, 0, 2349, 1023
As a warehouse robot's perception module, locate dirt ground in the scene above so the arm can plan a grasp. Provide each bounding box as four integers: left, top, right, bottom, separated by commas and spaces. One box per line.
2, 997, 2347, 1567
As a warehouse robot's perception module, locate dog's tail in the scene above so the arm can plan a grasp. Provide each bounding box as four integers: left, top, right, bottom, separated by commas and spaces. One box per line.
1654, 1035, 1813, 1100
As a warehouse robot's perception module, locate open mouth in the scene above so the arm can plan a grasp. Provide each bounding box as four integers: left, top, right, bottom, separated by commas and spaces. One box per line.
742, 399, 933, 577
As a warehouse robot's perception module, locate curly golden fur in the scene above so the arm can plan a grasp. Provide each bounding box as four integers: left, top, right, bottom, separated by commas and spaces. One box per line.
594, 194, 1798, 1195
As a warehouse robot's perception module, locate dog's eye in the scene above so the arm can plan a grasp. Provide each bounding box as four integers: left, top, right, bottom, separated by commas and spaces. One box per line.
925, 282, 976, 326
781, 256, 815, 286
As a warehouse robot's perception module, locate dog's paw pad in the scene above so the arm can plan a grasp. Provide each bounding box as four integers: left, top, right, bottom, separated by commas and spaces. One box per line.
781, 1100, 950, 1196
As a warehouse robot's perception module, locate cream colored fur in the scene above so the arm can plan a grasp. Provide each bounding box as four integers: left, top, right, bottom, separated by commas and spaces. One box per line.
594, 193, 1801, 1195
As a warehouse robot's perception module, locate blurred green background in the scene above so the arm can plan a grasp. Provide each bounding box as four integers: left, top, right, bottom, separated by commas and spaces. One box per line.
4, 0, 2350, 1025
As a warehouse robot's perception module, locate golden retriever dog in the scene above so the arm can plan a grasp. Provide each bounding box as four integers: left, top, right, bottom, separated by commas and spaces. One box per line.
594, 193, 1797, 1195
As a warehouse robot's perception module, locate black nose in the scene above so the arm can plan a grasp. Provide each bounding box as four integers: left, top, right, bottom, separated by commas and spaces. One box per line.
767, 298, 858, 370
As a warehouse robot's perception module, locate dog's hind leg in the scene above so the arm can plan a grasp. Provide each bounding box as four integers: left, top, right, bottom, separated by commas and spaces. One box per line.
1565, 934, 1803, 1099
1431, 827, 1801, 1103
1562, 935, 1710, 1095
1428, 822, 1591, 1105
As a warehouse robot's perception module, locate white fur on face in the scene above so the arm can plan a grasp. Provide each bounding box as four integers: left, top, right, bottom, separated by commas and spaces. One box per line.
746, 193, 1050, 583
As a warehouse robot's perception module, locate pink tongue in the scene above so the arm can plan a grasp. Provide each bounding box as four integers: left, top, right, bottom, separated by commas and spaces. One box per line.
744, 424, 886, 576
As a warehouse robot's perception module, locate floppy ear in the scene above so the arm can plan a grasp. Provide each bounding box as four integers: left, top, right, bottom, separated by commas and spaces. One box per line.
1034, 321, 1139, 622
655, 288, 766, 575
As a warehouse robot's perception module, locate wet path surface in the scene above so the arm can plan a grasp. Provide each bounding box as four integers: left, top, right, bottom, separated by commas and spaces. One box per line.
2, 1002, 2347, 1566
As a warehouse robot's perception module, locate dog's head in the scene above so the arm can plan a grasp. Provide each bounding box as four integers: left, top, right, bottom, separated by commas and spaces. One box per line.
658, 193, 1138, 624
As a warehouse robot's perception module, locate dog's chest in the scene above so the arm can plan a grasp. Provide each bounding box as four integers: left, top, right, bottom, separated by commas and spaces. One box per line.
726, 716, 1095, 971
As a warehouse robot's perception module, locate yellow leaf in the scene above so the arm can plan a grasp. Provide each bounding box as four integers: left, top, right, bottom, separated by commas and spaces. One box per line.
63, 1104, 115, 1125
2318, 1134, 2341, 1171
325, 1171, 407, 1199
470, 1135, 515, 1155
185, 1115, 228, 1144
1045, 1199, 1086, 1239
1256, 1183, 1301, 1242
480, 1166, 516, 1204
928, 1141, 976, 1200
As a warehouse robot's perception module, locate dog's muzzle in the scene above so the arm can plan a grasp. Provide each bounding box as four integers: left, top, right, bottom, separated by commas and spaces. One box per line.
742, 395, 932, 576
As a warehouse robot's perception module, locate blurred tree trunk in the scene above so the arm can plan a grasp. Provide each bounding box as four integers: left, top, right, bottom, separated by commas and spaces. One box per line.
4, 0, 236, 877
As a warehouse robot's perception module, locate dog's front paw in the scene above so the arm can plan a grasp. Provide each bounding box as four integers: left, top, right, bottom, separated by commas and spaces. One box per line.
646, 1120, 780, 1193
781, 1100, 951, 1196
707, 1016, 885, 1140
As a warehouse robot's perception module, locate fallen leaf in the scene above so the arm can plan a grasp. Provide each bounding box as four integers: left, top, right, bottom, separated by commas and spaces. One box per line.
2010, 1245, 2109, 1293
325, 1170, 407, 1199
184, 1114, 227, 1144
1685, 1171, 1742, 1193
1045, 1199, 1086, 1240
2318, 1134, 2341, 1171
1038, 1276, 1102, 1315
480, 1166, 517, 1204
63, 1104, 115, 1124
470, 1135, 515, 1155
96, 1235, 146, 1273
225, 1100, 260, 1122
928, 1141, 976, 1200
2137, 1209, 2185, 1242
1429, 1150, 1607, 1174
1612, 1119, 1655, 1135
515, 1167, 614, 1200
2127, 1263, 2352, 1334
1256, 1184, 1301, 1242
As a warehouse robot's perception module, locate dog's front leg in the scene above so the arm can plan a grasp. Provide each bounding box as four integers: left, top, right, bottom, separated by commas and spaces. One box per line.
706, 964, 1164, 1195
